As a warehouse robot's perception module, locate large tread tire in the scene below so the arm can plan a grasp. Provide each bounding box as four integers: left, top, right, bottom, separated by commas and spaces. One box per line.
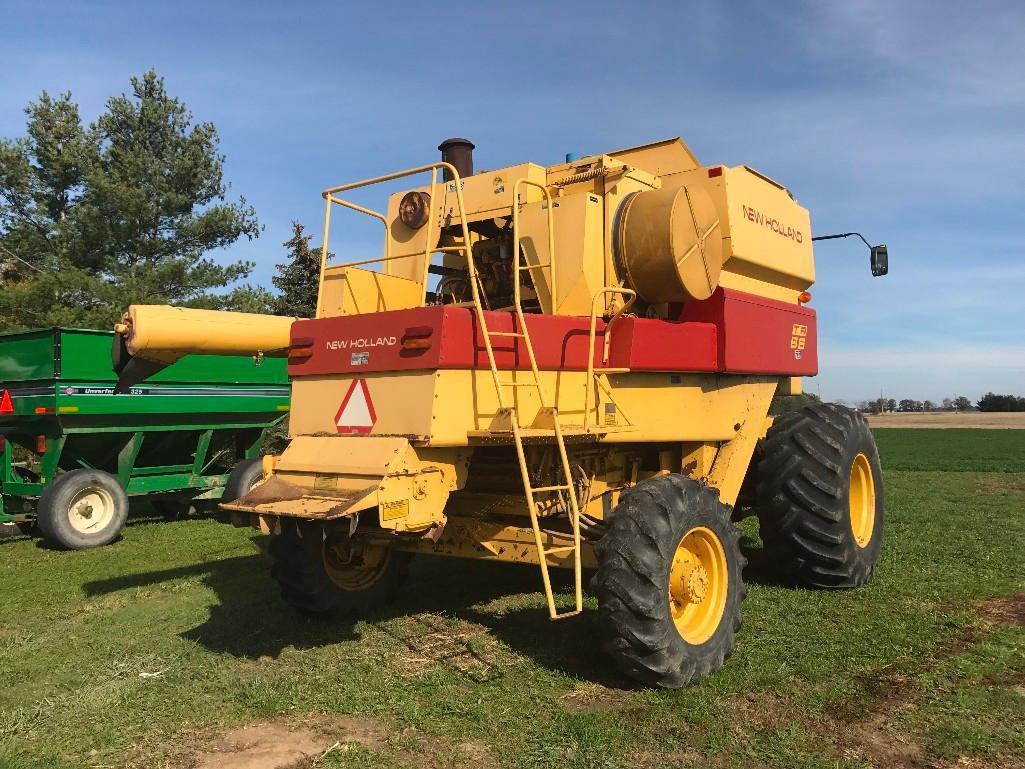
753, 402, 883, 588
268, 522, 411, 617
593, 474, 746, 689
36, 469, 129, 550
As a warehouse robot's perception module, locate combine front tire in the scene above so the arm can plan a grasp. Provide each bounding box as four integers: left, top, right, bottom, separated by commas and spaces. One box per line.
753, 403, 883, 588
36, 469, 129, 550
593, 475, 746, 688
268, 522, 410, 616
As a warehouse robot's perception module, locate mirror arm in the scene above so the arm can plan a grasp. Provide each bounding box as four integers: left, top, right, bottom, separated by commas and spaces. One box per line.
812, 232, 873, 250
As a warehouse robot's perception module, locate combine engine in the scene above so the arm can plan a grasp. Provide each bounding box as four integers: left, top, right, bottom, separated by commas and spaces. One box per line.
116, 137, 886, 688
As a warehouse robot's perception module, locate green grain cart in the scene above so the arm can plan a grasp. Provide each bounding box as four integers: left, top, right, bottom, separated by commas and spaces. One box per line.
0, 328, 289, 549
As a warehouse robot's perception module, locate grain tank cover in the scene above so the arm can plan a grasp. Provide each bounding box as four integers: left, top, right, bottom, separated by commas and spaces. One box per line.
613, 183, 724, 303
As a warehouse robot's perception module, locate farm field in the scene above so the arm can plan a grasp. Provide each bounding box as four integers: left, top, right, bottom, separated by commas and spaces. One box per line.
868, 411, 1025, 429
0, 429, 1023, 769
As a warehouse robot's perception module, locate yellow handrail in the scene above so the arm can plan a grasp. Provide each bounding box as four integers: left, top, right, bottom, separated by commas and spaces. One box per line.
315, 161, 466, 318
511, 178, 557, 313
584, 287, 637, 430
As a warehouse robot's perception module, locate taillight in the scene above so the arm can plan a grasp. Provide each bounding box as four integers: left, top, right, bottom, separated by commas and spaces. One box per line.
798, 291, 812, 304
707, 166, 723, 178
36, 435, 47, 454
401, 326, 434, 352
289, 336, 315, 363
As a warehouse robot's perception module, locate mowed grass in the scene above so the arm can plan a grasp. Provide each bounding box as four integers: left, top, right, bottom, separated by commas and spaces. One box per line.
0, 430, 1022, 769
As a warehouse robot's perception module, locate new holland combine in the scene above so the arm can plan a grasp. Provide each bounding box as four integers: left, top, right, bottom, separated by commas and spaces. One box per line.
114, 137, 887, 687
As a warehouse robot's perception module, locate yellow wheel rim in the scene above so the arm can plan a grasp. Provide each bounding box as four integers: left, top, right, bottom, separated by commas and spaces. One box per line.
323, 538, 391, 591
849, 452, 876, 548
669, 526, 729, 645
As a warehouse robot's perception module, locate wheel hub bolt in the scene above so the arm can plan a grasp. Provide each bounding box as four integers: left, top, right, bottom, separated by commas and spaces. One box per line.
682, 563, 709, 604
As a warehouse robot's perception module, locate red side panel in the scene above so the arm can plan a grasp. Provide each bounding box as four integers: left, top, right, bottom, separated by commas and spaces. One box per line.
290, 307, 449, 376
606, 318, 719, 372
436, 310, 607, 370
288, 307, 611, 376
288, 289, 814, 378
680, 288, 818, 376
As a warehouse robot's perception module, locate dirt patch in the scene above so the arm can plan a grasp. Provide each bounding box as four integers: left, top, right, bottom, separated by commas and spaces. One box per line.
974, 477, 1025, 495
741, 595, 1025, 769
867, 412, 1025, 429
727, 690, 795, 730
189, 716, 388, 769
559, 684, 635, 712
627, 746, 707, 768
379, 614, 503, 683
977, 593, 1025, 627
186, 714, 498, 769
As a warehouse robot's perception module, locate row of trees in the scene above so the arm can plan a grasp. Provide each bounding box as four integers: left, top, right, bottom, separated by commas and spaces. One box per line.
856, 397, 974, 414
855, 394, 1025, 414
0, 71, 320, 329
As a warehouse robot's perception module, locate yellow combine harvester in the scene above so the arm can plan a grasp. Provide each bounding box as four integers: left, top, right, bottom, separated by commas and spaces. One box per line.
115, 137, 887, 687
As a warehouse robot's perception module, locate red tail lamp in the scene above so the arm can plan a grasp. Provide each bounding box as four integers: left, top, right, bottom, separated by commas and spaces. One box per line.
707, 166, 723, 178
401, 326, 434, 352
36, 435, 47, 454
798, 291, 812, 304
289, 336, 315, 362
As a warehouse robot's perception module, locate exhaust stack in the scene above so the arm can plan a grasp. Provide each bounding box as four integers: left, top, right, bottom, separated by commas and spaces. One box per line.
438, 137, 474, 181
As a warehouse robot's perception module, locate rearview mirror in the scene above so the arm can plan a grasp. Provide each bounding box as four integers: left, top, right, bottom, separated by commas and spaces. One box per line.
870, 244, 888, 277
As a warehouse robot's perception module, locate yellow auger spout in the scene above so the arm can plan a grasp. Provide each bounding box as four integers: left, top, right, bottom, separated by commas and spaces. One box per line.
112, 305, 298, 392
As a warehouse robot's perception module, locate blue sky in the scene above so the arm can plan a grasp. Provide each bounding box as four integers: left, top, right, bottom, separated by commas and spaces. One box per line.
2, 0, 1023, 403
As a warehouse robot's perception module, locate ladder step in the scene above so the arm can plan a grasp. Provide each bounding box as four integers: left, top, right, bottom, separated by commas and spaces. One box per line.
521, 261, 551, 269
543, 545, 577, 555
487, 331, 526, 338
594, 367, 630, 374
530, 484, 571, 493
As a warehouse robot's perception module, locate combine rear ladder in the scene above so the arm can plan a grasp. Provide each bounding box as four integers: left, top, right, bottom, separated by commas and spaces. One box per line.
460, 178, 585, 619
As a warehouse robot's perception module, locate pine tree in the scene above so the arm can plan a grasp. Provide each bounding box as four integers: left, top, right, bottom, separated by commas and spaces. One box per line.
0, 71, 270, 330
272, 222, 322, 318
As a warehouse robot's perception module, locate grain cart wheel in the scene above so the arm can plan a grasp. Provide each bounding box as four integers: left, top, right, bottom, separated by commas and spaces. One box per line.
594, 475, 745, 688
269, 522, 411, 616
753, 402, 883, 588
37, 469, 129, 550
224, 457, 265, 503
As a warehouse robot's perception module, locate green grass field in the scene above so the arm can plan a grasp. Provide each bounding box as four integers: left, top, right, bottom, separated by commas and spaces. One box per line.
1, 430, 1023, 769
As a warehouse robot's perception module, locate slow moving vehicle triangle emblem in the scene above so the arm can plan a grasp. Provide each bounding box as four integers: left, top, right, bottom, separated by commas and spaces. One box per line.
334, 379, 376, 434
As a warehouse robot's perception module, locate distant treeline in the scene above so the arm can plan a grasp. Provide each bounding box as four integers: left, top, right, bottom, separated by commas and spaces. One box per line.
852, 394, 1025, 413
977, 392, 1025, 412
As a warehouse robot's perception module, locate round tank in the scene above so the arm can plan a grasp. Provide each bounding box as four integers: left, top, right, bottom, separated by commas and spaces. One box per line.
613, 183, 723, 303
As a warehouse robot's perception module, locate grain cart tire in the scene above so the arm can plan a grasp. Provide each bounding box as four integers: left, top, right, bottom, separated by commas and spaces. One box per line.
37, 469, 129, 550
753, 402, 883, 588
223, 457, 265, 503
594, 475, 745, 688
269, 522, 411, 617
